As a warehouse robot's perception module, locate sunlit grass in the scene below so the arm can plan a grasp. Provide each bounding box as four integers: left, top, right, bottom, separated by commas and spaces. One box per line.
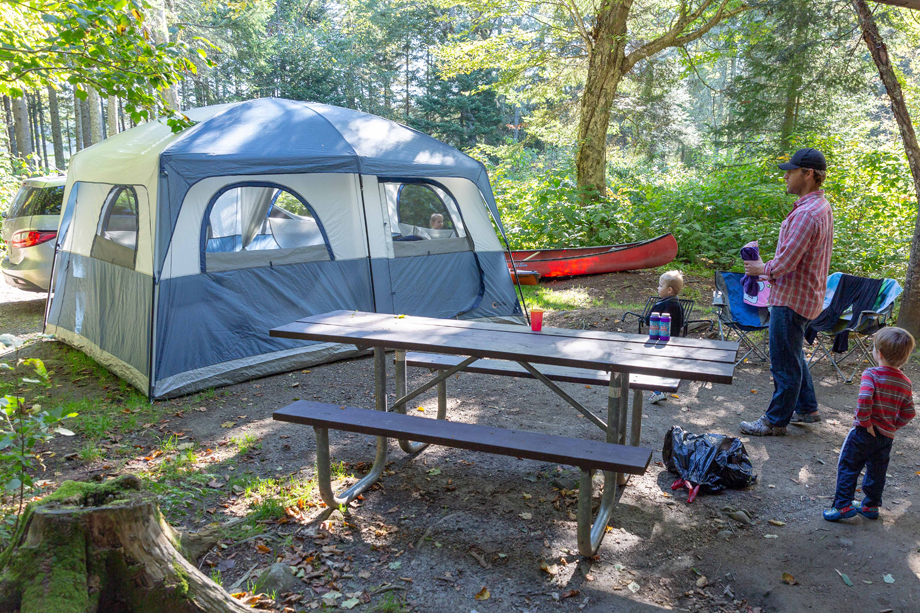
520, 286, 599, 311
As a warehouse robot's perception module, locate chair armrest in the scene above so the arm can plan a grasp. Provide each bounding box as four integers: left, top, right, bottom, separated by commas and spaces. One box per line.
621, 311, 645, 323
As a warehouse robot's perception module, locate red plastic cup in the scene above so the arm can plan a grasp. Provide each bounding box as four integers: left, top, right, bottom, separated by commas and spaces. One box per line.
530, 308, 544, 332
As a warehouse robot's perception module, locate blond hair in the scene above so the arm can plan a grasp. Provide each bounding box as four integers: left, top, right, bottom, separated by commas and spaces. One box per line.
812, 168, 827, 188
659, 270, 684, 294
874, 326, 915, 368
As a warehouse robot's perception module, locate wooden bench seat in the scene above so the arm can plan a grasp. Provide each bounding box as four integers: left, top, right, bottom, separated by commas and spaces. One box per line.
404, 352, 680, 392
274, 401, 652, 556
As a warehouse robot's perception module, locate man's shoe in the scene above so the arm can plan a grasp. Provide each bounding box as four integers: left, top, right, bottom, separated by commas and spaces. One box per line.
649, 391, 667, 405
857, 499, 880, 520
790, 411, 821, 423
740, 415, 787, 436
823, 505, 858, 522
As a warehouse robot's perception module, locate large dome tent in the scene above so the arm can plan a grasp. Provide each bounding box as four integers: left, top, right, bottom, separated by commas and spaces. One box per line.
46, 98, 523, 398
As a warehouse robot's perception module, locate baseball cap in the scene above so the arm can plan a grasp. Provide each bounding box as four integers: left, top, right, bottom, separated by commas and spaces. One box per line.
778, 148, 827, 171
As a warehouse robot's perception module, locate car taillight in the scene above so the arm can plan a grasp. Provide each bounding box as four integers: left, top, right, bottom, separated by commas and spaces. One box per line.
11, 230, 56, 248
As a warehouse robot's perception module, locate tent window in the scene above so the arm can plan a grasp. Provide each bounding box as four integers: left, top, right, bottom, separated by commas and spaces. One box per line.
90, 185, 139, 269
383, 182, 467, 243
202, 183, 332, 272
97, 187, 138, 249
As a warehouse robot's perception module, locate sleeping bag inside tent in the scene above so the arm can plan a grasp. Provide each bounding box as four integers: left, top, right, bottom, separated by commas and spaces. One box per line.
46, 98, 523, 398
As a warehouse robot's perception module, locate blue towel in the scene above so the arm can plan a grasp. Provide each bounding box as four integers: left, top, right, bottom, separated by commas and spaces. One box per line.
740, 241, 760, 298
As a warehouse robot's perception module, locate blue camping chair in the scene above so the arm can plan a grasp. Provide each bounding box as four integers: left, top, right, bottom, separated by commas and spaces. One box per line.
714, 272, 770, 365
806, 273, 902, 383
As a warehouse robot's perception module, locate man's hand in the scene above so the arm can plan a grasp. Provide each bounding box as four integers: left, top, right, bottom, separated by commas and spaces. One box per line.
867, 424, 876, 437
743, 257, 766, 277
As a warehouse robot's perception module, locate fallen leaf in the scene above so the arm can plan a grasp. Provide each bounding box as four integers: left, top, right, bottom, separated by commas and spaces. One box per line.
561, 589, 580, 599
670, 394, 679, 398
540, 562, 559, 575
782, 572, 798, 585
585, 574, 595, 582
764, 534, 779, 539
341, 598, 360, 610
358, 571, 371, 579
696, 576, 708, 588
474, 587, 490, 601
523, 493, 532, 499
835, 569, 853, 587
627, 581, 640, 593
751, 390, 757, 394
256, 544, 271, 554
417, 406, 425, 412
883, 574, 895, 584
519, 512, 532, 520
195, 407, 207, 412
768, 520, 786, 526
220, 421, 236, 428
388, 561, 401, 570
427, 468, 441, 476
322, 591, 342, 600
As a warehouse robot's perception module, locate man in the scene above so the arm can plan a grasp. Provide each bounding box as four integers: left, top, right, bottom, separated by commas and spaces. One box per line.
740, 147, 834, 436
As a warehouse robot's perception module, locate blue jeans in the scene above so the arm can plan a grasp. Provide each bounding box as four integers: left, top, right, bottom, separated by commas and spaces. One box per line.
834, 426, 893, 509
764, 306, 818, 427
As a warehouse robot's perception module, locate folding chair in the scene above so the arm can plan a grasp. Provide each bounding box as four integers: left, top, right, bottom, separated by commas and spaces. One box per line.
621, 297, 711, 337
714, 272, 770, 365
806, 273, 902, 383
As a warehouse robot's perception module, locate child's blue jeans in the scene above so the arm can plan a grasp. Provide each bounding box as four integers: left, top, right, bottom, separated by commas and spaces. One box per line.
833, 425, 893, 509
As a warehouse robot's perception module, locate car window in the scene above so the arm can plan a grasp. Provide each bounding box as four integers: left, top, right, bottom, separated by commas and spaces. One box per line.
97, 186, 138, 250
7, 185, 65, 218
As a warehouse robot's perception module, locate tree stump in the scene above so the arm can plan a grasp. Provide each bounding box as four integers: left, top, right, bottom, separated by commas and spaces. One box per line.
0, 475, 252, 613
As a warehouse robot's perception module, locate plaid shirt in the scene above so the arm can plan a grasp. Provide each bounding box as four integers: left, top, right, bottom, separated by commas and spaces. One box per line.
763, 190, 833, 319
855, 366, 914, 439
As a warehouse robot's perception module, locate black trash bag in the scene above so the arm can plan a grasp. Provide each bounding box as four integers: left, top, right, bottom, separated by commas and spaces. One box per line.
662, 426, 757, 502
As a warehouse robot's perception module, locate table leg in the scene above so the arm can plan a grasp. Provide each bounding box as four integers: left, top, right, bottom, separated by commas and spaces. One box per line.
394, 349, 440, 453
607, 373, 622, 489
615, 373, 630, 486
630, 389, 643, 446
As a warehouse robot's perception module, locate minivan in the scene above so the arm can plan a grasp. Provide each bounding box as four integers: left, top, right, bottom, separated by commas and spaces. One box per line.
1, 175, 66, 292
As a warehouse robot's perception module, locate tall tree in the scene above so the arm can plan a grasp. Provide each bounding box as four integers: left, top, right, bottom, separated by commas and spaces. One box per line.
12, 97, 32, 163
47, 86, 65, 170
852, 0, 920, 337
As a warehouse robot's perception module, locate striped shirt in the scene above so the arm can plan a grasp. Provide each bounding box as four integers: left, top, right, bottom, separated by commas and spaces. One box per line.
763, 190, 833, 320
855, 366, 914, 439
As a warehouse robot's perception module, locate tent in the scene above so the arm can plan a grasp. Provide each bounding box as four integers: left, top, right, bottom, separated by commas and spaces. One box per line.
46, 98, 523, 398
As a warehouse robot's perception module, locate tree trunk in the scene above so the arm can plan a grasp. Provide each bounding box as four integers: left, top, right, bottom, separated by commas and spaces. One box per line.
107, 96, 118, 138
0, 476, 251, 613
36, 91, 50, 170
3, 95, 17, 158
852, 0, 920, 338
48, 87, 65, 170
80, 97, 93, 149
87, 87, 103, 145
575, 0, 632, 195
74, 91, 84, 151
12, 96, 33, 161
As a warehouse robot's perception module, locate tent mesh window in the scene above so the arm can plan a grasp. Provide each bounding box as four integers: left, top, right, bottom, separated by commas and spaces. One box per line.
205, 185, 327, 254
89, 185, 139, 269
383, 182, 468, 246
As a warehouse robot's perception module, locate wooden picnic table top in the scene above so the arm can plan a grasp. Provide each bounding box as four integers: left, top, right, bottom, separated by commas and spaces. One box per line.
271, 310, 738, 385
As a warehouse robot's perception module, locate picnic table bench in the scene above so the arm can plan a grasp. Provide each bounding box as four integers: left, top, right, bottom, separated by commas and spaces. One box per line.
270, 310, 737, 556
274, 401, 652, 556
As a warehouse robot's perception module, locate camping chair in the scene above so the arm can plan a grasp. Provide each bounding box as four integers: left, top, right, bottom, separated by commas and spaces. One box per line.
714, 272, 770, 365
621, 297, 712, 337
806, 273, 902, 383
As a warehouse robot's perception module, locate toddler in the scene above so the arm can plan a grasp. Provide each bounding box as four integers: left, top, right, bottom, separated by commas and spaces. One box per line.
649, 270, 685, 404
824, 326, 915, 521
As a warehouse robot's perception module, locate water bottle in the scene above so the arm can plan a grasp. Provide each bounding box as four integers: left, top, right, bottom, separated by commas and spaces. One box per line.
660, 314, 671, 341
649, 313, 660, 339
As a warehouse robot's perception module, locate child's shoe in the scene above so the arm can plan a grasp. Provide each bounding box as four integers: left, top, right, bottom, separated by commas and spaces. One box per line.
823, 505, 858, 522
856, 499, 880, 520
649, 391, 667, 404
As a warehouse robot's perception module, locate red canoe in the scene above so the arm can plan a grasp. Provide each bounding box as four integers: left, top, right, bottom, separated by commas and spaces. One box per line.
505, 233, 678, 279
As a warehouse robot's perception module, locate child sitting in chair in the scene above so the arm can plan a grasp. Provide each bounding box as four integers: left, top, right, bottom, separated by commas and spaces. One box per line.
649, 270, 685, 404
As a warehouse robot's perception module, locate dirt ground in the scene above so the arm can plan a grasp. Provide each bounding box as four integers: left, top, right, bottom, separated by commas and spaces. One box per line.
2, 271, 919, 613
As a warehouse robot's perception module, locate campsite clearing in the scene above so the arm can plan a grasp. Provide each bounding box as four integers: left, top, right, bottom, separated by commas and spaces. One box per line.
2, 270, 920, 612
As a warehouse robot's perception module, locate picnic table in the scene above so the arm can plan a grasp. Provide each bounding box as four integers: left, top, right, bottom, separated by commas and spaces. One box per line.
270, 310, 738, 555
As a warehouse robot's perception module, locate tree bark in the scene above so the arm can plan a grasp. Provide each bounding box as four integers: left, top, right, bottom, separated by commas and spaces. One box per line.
574, 0, 747, 195
0, 476, 252, 613
3, 95, 17, 158
48, 86, 65, 170
12, 96, 33, 162
80, 97, 93, 149
107, 96, 119, 138
86, 86, 103, 145
74, 91, 84, 151
852, 0, 920, 338
36, 91, 50, 170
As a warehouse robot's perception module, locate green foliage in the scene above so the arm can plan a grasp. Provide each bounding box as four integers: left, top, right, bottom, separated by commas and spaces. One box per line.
0, 356, 77, 524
